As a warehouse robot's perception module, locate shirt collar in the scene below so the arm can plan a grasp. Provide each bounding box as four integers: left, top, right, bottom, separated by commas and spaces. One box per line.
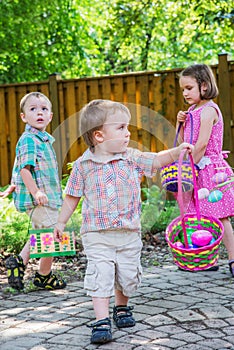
81, 148, 128, 164
25, 124, 54, 143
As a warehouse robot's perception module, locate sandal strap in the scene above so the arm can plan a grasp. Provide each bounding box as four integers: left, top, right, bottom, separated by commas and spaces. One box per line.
114, 305, 134, 317
45, 273, 65, 288
87, 317, 111, 329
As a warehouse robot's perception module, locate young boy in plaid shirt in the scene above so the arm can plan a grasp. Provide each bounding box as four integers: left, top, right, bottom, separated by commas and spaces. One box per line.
4, 92, 66, 290
54, 99, 193, 344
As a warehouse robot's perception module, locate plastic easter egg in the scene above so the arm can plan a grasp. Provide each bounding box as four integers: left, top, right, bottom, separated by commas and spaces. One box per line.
174, 241, 184, 248
212, 172, 228, 185
198, 188, 210, 200
179, 228, 193, 245
209, 238, 216, 245
208, 190, 223, 203
191, 230, 213, 247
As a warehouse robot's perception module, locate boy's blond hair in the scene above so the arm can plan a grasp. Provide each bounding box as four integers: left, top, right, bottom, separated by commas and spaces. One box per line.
20, 92, 52, 114
80, 99, 131, 150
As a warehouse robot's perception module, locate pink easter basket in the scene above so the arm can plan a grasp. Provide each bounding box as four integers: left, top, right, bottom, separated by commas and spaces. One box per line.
165, 149, 224, 271
160, 113, 199, 192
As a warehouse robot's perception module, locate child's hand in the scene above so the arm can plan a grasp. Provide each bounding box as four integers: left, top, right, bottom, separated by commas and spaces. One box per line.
179, 142, 194, 154
0, 184, 16, 198
34, 190, 48, 205
54, 222, 65, 242
177, 111, 187, 123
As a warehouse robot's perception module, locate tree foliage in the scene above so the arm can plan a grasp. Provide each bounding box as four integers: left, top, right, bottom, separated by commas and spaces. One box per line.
0, 0, 233, 83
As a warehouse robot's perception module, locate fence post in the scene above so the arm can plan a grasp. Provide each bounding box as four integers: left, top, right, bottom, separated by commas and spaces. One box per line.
49, 73, 63, 177
218, 53, 234, 166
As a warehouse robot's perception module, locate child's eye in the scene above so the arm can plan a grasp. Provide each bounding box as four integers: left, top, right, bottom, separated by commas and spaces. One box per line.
30, 107, 36, 111
42, 107, 48, 111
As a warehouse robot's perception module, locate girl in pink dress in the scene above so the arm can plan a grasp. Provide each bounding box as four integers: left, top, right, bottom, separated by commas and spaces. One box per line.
177, 64, 234, 276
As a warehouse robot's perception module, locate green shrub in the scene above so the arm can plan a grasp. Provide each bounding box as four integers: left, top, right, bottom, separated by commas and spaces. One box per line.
141, 184, 179, 234
0, 197, 29, 255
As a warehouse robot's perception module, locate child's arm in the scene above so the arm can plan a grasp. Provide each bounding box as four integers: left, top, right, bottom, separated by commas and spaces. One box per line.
20, 166, 48, 205
193, 107, 218, 164
152, 142, 194, 170
0, 184, 16, 198
54, 194, 81, 242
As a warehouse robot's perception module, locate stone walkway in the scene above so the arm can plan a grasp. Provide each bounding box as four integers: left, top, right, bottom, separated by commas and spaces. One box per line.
1, 259, 234, 350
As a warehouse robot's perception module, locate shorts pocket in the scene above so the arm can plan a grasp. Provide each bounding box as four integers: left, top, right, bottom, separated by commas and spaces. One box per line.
137, 264, 143, 285
84, 263, 98, 291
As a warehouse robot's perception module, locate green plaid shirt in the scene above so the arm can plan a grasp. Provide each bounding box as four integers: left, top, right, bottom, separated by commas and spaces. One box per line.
12, 124, 62, 212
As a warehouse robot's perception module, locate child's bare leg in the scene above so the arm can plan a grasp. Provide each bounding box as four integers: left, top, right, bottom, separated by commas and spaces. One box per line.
38, 257, 53, 275
115, 288, 129, 306
19, 241, 30, 266
92, 297, 110, 320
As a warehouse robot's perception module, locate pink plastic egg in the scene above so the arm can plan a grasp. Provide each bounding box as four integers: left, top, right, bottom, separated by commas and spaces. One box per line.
191, 230, 213, 247
208, 190, 223, 203
212, 172, 228, 185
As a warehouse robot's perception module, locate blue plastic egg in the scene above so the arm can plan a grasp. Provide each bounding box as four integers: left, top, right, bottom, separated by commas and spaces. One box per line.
208, 190, 223, 203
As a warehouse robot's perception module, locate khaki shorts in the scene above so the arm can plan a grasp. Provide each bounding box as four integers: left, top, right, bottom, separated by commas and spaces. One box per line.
82, 231, 143, 298
27, 206, 59, 229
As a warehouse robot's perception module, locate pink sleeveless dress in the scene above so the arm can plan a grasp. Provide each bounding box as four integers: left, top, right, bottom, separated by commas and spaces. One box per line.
183, 101, 234, 219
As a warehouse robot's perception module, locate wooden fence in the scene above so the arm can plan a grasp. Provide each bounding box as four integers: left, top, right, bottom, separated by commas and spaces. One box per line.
0, 53, 233, 186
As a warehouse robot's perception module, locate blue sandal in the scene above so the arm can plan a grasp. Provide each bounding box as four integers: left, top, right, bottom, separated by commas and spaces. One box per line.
87, 317, 112, 344
113, 305, 136, 328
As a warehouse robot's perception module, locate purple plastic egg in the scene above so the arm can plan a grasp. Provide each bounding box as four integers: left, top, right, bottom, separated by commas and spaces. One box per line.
212, 172, 228, 184
191, 230, 213, 247
208, 190, 223, 203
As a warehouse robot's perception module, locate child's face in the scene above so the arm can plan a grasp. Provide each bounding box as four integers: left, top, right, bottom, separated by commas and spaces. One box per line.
98, 110, 131, 153
20, 96, 53, 131
179, 76, 206, 105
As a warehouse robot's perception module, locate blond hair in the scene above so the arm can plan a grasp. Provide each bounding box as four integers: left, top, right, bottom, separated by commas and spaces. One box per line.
80, 99, 131, 150
20, 92, 52, 113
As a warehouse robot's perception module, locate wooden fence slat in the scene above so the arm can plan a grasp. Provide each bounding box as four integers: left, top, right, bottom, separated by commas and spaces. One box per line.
64, 82, 79, 163
124, 77, 138, 147
0, 89, 9, 185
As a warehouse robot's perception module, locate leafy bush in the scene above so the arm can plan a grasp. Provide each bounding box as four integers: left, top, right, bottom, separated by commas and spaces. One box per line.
141, 184, 179, 234
0, 197, 29, 255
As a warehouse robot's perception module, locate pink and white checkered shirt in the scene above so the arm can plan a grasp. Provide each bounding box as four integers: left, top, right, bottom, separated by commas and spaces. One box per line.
65, 148, 156, 234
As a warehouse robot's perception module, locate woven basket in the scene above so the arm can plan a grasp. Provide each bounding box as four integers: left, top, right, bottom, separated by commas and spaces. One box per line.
160, 112, 198, 192
165, 150, 224, 271
29, 228, 76, 258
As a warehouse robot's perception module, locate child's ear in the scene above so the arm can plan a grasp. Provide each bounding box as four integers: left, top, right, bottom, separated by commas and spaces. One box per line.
93, 130, 104, 143
20, 113, 27, 123
201, 82, 207, 94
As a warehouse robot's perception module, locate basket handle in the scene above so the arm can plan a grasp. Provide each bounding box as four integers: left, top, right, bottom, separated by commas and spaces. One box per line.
177, 149, 201, 248
173, 112, 193, 147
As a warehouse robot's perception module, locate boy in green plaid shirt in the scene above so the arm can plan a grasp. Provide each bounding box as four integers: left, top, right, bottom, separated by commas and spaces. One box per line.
4, 92, 66, 290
